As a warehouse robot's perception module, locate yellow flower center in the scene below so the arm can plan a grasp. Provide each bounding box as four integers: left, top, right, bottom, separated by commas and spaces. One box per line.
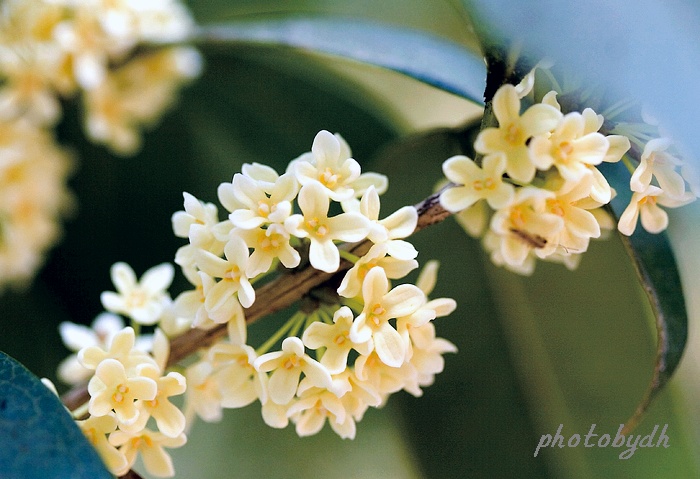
305, 217, 329, 238
319, 167, 341, 189
473, 178, 496, 191
283, 356, 300, 370
257, 200, 271, 217
334, 331, 349, 346
640, 196, 656, 206
547, 199, 566, 217
509, 207, 527, 230
504, 123, 524, 145
555, 141, 574, 162
112, 384, 129, 404
369, 303, 385, 326
224, 265, 241, 282
125, 289, 148, 309
260, 233, 283, 251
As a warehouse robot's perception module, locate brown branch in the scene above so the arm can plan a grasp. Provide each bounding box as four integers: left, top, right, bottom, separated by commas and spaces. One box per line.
61, 189, 453, 411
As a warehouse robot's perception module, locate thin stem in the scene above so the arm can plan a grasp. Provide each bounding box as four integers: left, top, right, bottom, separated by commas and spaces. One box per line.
339, 250, 361, 264
255, 311, 306, 355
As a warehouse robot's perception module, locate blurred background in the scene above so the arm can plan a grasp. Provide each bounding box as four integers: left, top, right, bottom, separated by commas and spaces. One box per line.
2, 1, 700, 477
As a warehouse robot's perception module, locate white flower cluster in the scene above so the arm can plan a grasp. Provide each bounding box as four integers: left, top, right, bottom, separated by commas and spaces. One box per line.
0, 119, 73, 290
59, 262, 186, 477
612, 125, 698, 236
0, 0, 200, 154
440, 81, 697, 275
0, 0, 200, 289
172, 130, 457, 439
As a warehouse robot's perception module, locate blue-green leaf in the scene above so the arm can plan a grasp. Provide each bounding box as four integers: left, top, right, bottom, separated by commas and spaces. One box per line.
0, 352, 112, 479
194, 18, 486, 105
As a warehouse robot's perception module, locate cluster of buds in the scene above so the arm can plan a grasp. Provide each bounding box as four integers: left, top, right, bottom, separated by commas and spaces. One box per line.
0, 0, 200, 289
59, 130, 457, 476
440, 78, 698, 275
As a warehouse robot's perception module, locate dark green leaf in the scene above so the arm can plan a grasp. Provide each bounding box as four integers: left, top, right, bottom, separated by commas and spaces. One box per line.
599, 161, 688, 433
194, 18, 486, 104
0, 352, 111, 479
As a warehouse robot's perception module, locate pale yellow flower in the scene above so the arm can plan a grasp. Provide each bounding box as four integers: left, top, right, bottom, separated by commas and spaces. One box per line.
285, 183, 371, 273
254, 336, 333, 406
302, 306, 372, 374
109, 428, 186, 478
474, 84, 562, 182
87, 359, 158, 426
440, 153, 514, 211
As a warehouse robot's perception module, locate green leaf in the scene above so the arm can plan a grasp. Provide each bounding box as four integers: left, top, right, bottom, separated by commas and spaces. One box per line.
0, 352, 111, 479
599, 161, 689, 433
193, 18, 486, 104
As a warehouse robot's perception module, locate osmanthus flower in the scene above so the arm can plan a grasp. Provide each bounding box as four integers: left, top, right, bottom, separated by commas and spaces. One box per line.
285, 182, 371, 273
207, 341, 265, 409
337, 243, 418, 299
0, 118, 73, 290
196, 235, 255, 314
172, 270, 218, 330
537, 175, 603, 257
78, 326, 157, 372
617, 185, 695, 236
354, 351, 415, 399
454, 200, 489, 238
82, 46, 201, 155
254, 336, 334, 406
291, 130, 387, 201
405, 322, 457, 394
349, 266, 426, 368
335, 369, 382, 422
236, 223, 301, 277
183, 359, 225, 423
397, 261, 456, 362
87, 358, 158, 426
228, 172, 297, 229
482, 230, 537, 276
0, 44, 63, 125
127, 368, 187, 438
489, 187, 565, 268
101, 262, 174, 325
108, 428, 187, 478
172, 191, 222, 250
57, 312, 152, 385
630, 138, 687, 199
302, 306, 373, 374
474, 84, 562, 183
76, 413, 128, 476
348, 186, 419, 260
439, 153, 514, 212
287, 379, 356, 439
529, 111, 610, 182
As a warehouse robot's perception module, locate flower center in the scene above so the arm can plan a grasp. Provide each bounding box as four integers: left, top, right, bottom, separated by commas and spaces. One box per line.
257, 200, 271, 217
369, 303, 385, 326
509, 207, 527, 230
319, 167, 341, 189
305, 217, 329, 238
504, 123, 523, 145
283, 356, 300, 370
334, 331, 348, 346
556, 141, 574, 162
547, 199, 566, 217
112, 384, 129, 403
125, 289, 148, 308
224, 265, 241, 282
